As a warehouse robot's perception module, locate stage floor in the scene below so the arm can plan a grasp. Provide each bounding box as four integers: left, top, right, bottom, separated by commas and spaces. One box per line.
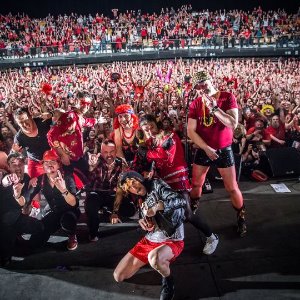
1, 179, 300, 300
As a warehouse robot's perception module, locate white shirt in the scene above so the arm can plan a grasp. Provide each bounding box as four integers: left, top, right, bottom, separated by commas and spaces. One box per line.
146, 223, 184, 243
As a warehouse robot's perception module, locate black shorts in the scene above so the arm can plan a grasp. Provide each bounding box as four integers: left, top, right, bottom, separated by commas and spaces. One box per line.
193, 146, 235, 168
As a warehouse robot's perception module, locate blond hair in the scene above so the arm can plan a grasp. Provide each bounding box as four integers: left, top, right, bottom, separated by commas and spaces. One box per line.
120, 178, 135, 194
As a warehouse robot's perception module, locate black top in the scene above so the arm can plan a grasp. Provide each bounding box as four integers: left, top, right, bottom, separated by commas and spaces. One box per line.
0, 173, 31, 226
26, 171, 79, 213
14, 118, 52, 161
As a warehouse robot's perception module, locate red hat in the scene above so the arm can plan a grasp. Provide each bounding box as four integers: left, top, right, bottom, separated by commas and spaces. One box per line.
115, 104, 134, 115
43, 149, 60, 161
114, 104, 139, 130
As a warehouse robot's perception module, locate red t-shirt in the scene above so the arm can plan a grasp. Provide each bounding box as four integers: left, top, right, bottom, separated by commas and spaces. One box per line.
266, 123, 285, 147
188, 91, 238, 149
246, 127, 270, 141
134, 85, 145, 100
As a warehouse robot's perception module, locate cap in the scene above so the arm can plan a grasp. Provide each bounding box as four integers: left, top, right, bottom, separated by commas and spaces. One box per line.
43, 149, 60, 161
119, 171, 145, 186
192, 70, 211, 87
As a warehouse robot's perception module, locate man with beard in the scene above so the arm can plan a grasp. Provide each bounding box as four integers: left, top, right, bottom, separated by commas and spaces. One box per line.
26, 150, 80, 251
266, 114, 286, 148
187, 71, 247, 237
0, 153, 43, 266
85, 139, 135, 241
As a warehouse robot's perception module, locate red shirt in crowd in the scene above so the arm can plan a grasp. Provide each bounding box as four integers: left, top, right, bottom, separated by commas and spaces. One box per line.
266, 122, 286, 148
246, 127, 270, 141
188, 91, 238, 149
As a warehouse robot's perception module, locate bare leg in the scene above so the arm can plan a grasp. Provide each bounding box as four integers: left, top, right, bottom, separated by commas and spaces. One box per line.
218, 166, 243, 209
113, 252, 146, 282
218, 166, 246, 236
190, 164, 210, 199
148, 244, 174, 277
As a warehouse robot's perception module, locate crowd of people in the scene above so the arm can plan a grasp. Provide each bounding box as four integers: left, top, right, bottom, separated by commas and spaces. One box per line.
0, 57, 300, 299
0, 5, 300, 58
0, 58, 299, 172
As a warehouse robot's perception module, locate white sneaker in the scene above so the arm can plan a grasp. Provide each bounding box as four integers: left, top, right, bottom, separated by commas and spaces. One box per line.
203, 233, 219, 255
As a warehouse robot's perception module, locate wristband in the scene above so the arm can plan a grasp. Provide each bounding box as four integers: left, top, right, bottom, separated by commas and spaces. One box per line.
112, 210, 119, 215
61, 190, 69, 196
211, 106, 219, 114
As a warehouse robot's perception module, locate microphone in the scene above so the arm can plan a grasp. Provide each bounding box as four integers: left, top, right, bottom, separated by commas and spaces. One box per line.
184, 88, 197, 165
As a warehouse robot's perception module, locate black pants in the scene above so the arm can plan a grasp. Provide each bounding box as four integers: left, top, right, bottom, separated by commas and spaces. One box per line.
29, 209, 80, 248
0, 214, 43, 261
181, 191, 212, 237
85, 191, 136, 237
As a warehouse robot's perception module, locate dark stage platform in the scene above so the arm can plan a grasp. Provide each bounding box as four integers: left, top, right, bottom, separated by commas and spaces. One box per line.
1, 179, 300, 300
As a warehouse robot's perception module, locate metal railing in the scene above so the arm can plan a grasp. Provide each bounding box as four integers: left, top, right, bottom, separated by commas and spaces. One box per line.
0, 34, 299, 60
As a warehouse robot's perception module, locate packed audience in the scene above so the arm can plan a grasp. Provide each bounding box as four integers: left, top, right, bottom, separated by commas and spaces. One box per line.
0, 5, 300, 58
0, 58, 299, 171
0, 57, 299, 272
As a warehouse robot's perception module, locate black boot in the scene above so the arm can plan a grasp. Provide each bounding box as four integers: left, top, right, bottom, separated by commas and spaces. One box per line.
236, 205, 247, 237
160, 275, 175, 300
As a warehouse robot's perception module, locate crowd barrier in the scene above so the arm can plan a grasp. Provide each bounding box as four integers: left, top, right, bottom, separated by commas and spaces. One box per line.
1, 34, 299, 60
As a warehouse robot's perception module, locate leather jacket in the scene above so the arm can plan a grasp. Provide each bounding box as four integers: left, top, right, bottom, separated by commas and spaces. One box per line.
143, 178, 186, 235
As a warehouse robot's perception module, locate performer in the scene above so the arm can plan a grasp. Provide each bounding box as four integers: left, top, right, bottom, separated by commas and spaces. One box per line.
85, 139, 136, 241
114, 171, 186, 300
26, 150, 80, 251
48, 92, 98, 186
113, 104, 139, 165
187, 71, 246, 237
137, 114, 219, 254
12, 107, 52, 178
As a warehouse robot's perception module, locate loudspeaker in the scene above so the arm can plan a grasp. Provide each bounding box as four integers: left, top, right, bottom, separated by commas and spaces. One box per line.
265, 147, 300, 177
